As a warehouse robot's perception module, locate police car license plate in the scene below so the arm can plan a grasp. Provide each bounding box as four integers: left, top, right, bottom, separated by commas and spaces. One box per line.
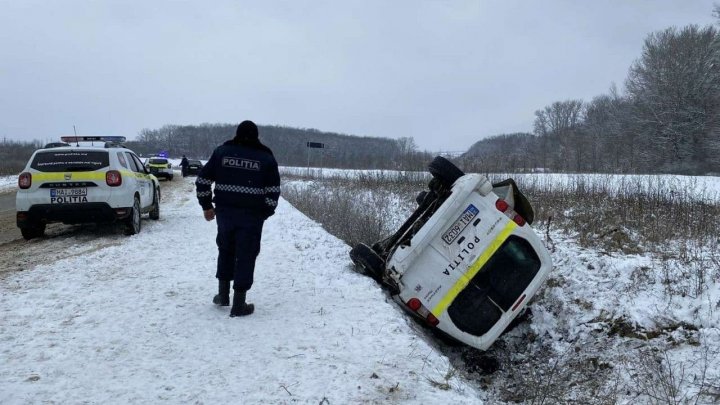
50, 188, 88, 203
442, 204, 479, 244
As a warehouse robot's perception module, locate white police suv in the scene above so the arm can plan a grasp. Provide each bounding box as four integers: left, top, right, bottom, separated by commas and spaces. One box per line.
16, 136, 161, 240
350, 157, 552, 351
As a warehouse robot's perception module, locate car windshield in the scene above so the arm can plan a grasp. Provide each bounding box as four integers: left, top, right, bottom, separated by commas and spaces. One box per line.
30, 150, 110, 172
447, 235, 541, 336
188, 160, 202, 165
149, 158, 168, 165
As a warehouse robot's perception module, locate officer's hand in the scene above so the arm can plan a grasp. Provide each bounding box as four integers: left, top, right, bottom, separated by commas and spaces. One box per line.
203, 208, 215, 221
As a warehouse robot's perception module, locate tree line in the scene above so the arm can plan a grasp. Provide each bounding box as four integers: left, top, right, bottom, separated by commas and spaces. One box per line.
0, 138, 44, 175
463, 23, 720, 175
0, 126, 434, 174
128, 124, 435, 171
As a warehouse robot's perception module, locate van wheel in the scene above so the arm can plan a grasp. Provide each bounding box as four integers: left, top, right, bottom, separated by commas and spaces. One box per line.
124, 197, 142, 235
149, 189, 160, 220
20, 224, 46, 240
349, 243, 385, 280
428, 156, 464, 188
416, 191, 427, 205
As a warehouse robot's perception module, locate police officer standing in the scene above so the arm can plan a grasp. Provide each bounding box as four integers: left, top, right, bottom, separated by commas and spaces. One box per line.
195, 120, 280, 317
180, 155, 189, 177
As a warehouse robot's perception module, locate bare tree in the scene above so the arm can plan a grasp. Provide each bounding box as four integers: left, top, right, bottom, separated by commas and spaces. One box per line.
625, 25, 720, 174
534, 100, 585, 171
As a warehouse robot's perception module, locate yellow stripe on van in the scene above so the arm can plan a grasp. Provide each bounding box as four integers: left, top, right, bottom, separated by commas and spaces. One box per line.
432, 220, 518, 316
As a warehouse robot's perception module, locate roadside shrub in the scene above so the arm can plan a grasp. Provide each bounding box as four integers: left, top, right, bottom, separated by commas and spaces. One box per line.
504, 174, 720, 250
624, 346, 720, 405
281, 173, 420, 247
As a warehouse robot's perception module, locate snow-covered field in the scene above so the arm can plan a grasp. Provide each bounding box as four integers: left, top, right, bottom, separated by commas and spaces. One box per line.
2, 168, 720, 403
0, 177, 480, 404
5, 165, 718, 203
280, 167, 720, 203
0, 175, 16, 193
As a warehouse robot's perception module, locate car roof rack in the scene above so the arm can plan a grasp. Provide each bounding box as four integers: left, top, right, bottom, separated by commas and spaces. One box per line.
44, 142, 71, 148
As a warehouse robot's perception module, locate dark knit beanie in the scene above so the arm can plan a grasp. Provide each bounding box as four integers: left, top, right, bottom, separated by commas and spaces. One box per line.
235, 120, 259, 141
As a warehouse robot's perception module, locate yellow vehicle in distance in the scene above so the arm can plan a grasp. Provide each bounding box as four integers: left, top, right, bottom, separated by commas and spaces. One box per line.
144, 156, 174, 181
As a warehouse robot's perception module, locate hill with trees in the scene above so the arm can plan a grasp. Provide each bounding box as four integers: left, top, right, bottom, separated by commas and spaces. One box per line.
128, 124, 433, 171
463, 24, 720, 175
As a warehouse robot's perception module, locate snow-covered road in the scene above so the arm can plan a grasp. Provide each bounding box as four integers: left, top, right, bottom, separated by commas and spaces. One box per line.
0, 177, 479, 404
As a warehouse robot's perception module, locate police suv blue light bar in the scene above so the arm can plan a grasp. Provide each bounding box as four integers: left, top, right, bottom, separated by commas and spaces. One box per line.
60, 136, 127, 143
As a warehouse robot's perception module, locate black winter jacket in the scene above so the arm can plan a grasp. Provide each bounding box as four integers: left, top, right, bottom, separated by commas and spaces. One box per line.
195, 139, 280, 218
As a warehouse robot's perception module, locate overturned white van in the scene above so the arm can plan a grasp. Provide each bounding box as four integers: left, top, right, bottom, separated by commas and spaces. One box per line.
350, 157, 552, 351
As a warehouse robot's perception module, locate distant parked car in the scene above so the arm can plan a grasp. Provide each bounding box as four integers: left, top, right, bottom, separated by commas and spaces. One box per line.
349, 156, 552, 351
184, 159, 203, 177
144, 158, 174, 181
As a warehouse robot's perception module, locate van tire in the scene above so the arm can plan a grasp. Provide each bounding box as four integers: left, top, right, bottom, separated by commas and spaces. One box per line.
416, 191, 427, 205
349, 243, 385, 280
428, 156, 464, 188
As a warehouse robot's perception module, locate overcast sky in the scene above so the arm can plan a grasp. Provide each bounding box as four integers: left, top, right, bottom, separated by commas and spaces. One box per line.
0, 1, 717, 152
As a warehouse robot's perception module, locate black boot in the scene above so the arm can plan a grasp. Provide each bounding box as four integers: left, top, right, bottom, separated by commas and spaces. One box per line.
230, 289, 254, 317
213, 280, 230, 306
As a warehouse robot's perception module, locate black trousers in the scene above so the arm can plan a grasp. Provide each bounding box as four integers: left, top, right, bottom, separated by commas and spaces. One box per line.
215, 207, 264, 291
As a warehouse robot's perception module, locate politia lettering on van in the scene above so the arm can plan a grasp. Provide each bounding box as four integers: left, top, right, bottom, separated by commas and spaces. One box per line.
222, 157, 260, 171
443, 236, 481, 275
